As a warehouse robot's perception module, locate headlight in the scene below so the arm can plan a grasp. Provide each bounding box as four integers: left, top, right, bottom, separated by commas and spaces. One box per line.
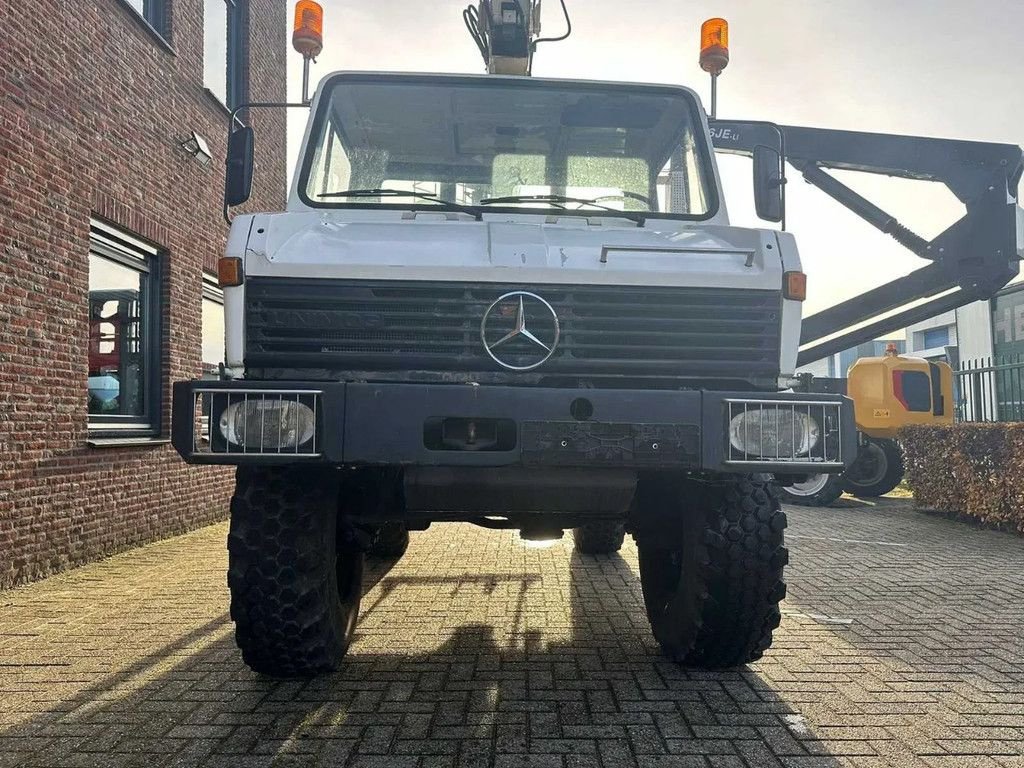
219, 399, 316, 451
729, 408, 820, 458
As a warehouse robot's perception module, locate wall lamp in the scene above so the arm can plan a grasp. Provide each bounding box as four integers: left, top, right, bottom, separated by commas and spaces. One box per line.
179, 131, 212, 167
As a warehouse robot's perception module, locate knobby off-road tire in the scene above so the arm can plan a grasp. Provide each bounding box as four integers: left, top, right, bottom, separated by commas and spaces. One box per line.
572, 521, 626, 554
776, 473, 845, 507
636, 475, 788, 667
842, 438, 904, 498
635, 476, 709, 659
367, 523, 410, 559
227, 466, 363, 678
350, 469, 409, 560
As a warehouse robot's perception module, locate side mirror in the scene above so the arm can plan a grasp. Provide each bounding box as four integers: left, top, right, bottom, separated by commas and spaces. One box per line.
224, 126, 255, 208
753, 145, 784, 223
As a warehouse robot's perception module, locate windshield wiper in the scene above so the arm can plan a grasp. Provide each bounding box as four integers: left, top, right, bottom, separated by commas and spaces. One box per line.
317, 188, 482, 220
479, 194, 646, 224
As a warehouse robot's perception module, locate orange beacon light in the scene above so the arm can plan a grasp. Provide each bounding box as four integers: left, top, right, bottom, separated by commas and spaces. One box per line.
293, 1, 324, 59
699, 17, 729, 75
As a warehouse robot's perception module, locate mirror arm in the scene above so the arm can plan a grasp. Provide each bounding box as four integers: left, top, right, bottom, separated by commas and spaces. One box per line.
227, 101, 310, 131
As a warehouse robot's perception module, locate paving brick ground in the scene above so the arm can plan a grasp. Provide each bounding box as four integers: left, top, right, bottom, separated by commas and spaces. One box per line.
1, 498, 1022, 767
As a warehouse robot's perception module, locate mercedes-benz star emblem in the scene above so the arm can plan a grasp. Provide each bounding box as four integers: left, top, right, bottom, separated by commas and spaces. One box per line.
480, 292, 561, 371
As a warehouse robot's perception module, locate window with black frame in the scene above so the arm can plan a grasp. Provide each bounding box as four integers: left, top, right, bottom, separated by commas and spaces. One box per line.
87, 223, 162, 435
123, 0, 169, 39
203, 0, 244, 108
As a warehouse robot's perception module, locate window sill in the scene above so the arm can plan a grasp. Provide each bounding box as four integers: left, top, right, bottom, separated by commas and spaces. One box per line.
114, 0, 175, 54
87, 437, 171, 449
203, 88, 234, 119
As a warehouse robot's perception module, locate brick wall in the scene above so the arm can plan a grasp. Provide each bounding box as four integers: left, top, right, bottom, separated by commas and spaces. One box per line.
0, 0, 288, 589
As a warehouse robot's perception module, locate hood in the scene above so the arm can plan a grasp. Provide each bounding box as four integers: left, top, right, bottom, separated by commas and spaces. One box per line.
242, 212, 783, 290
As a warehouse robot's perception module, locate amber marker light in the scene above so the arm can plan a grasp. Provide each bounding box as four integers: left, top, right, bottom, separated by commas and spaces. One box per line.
784, 271, 807, 301
218, 257, 244, 288
293, 1, 324, 59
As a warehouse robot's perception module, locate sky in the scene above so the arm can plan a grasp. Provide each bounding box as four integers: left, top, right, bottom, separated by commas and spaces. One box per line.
284, 0, 1024, 317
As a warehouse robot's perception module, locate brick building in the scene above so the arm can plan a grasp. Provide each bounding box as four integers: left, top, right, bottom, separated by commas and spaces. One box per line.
0, 0, 288, 588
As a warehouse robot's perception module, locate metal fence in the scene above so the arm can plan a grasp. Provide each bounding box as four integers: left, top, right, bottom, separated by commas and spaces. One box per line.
955, 356, 1024, 423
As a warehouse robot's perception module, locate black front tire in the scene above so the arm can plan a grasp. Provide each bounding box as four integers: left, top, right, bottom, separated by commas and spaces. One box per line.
227, 467, 363, 678
635, 475, 788, 667
572, 521, 626, 554
367, 523, 410, 559
842, 438, 904, 498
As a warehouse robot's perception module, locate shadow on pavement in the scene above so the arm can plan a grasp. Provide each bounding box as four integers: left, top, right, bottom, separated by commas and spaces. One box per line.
0, 540, 844, 767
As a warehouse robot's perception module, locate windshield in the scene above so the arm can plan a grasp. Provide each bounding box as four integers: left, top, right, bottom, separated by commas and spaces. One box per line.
300, 75, 716, 220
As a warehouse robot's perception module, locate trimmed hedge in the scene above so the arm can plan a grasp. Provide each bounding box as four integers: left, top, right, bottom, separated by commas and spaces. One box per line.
901, 423, 1024, 532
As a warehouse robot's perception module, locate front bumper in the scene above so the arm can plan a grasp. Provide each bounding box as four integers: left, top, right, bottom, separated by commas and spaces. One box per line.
172, 380, 856, 473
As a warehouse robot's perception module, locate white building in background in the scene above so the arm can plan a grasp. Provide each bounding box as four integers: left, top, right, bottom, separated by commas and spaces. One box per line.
904, 287, 1023, 367
954, 283, 1024, 366
955, 300, 994, 365
905, 311, 957, 361
955, 205, 1024, 365
798, 285, 1024, 379
797, 355, 832, 379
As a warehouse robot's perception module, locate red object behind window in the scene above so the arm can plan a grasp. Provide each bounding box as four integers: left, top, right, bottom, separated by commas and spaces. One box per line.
89, 316, 121, 374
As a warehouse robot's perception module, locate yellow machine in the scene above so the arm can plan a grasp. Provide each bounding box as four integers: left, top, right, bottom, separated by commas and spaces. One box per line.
779, 344, 953, 506
847, 344, 954, 439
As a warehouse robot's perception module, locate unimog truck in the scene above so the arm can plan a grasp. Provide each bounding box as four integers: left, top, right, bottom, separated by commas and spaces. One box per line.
172, 6, 1022, 677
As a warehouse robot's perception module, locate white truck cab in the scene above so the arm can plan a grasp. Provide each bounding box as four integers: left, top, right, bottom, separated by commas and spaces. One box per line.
172, 70, 854, 678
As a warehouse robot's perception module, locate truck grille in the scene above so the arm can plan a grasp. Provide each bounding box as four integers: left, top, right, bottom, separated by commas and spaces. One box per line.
245, 279, 782, 382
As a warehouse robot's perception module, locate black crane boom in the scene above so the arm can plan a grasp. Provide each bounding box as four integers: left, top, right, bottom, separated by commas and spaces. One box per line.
710, 120, 1023, 366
